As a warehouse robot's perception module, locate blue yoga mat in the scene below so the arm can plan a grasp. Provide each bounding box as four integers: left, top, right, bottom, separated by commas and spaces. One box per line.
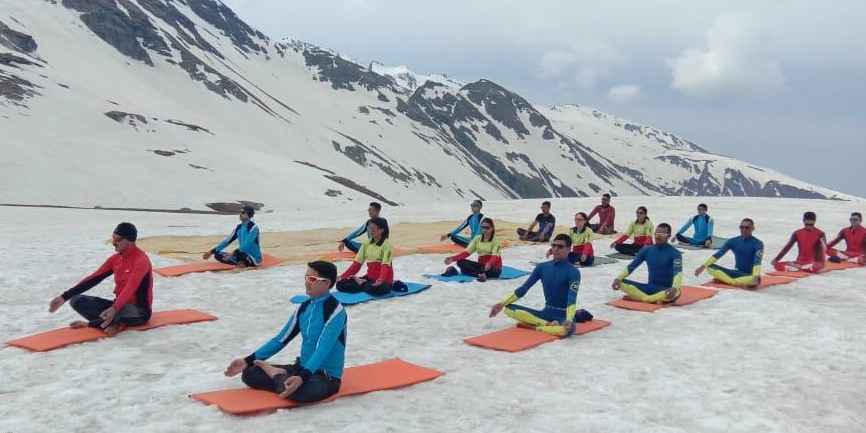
290, 282, 431, 305
423, 266, 530, 282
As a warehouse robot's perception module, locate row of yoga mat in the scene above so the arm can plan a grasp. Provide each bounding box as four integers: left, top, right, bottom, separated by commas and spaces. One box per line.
9, 248, 857, 415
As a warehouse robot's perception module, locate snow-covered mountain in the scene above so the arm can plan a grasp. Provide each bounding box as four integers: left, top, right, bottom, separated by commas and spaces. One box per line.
0, 0, 854, 212
369, 62, 463, 92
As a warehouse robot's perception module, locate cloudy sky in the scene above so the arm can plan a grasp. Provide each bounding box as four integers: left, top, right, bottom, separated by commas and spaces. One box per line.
221, 0, 866, 198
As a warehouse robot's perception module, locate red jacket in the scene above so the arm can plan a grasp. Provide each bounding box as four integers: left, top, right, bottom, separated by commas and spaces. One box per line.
62, 245, 154, 314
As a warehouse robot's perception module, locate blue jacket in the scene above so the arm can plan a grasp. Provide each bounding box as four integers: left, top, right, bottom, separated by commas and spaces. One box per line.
246, 293, 347, 380
678, 214, 714, 240
620, 243, 683, 288
450, 212, 484, 238
343, 219, 372, 242
213, 220, 262, 265
711, 236, 764, 274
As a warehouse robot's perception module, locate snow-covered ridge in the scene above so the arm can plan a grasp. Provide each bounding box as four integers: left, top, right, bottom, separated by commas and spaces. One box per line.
369, 61, 463, 92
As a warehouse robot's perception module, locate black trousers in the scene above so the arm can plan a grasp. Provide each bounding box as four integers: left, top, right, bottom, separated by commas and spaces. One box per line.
614, 243, 644, 256
336, 279, 392, 296
588, 223, 615, 235
567, 252, 595, 266
69, 295, 149, 328
455, 259, 502, 278
516, 228, 550, 242
214, 250, 257, 267
242, 361, 341, 403
340, 239, 361, 253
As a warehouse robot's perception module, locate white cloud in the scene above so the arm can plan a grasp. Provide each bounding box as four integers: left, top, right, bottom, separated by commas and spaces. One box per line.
666, 13, 788, 97
607, 85, 642, 103
537, 39, 621, 88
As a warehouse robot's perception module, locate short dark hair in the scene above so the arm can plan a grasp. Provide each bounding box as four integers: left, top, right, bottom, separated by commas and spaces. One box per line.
369, 202, 382, 211
803, 211, 817, 221
369, 217, 389, 245
656, 223, 672, 234
542, 201, 551, 207
307, 261, 337, 288
698, 203, 708, 210
741, 218, 755, 226
602, 193, 611, 199
113, 222, 137, 242
852, 212, 862, 219
553, 233, 572, 247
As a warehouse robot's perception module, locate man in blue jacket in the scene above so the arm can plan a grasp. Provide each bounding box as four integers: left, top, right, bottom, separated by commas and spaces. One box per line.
675, 203, 714, 247
338, 202, 381, 253
441, 200, 484, 247
202, 205, 262, 267
224, 261, 347, 402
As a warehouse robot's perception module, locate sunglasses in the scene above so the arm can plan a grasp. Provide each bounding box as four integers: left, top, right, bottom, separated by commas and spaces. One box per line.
739, 226, 753, 230
851, 218, 861, 222
550, 243, 569, 249
653, 232, 670, 237
239, 211, 247, 215
304, 275, 329, 284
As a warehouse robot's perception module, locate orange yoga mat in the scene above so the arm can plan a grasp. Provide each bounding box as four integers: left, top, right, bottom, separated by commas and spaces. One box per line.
768, 261, 860, 278
6, 309, 218, 352
701, 274, 795, 290
416, 244, 466, 253
464, 320, 612, 352
825, 260, 861, 271
767, 270, 818, 278
155, 254, 283, 277
606, 286, 718, 312
191, 358, 443, 415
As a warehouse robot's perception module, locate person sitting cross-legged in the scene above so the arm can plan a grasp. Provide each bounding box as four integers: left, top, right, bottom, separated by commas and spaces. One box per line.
441, 217, 503, 282
488, 234, 588, 337
611, 223, 682, 304
223, 261, 345, 403
694, 218, 764, 289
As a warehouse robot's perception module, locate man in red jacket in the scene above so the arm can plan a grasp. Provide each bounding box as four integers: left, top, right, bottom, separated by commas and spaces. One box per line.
48, 222, 154, 334
771, 212, 827, 273
587, 194, 616, 235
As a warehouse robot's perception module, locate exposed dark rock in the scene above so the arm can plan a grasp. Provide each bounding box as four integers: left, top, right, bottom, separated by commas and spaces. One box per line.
206, 201, 264, 213
164, 118, 212, 134
323, 175, 399, 206
0, 71, 40, 104
151, 150, 175, 156
105, 110, 147, 124
721, 170, 826, 199
185, 0, 268, 54
61, 0, 171, 67
303, 48, 398, 93
294, 160, 336, 175
325, 189, 342, 197
0, 21, 38, 54
462, 79, 552, 139
136, 0, 222, 59
188, 163, 211, 171
0, 53, 40, 68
